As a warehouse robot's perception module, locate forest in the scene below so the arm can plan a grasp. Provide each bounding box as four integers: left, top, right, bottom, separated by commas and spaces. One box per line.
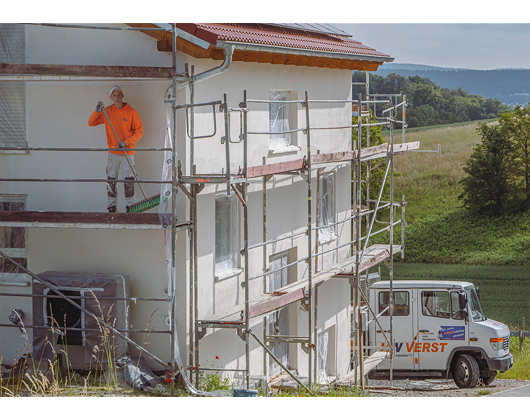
374, 67, 530, 106
353, 71, 509, 128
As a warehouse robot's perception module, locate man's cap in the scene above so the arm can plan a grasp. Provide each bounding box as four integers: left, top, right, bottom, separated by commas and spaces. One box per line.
110, 85, 124, 95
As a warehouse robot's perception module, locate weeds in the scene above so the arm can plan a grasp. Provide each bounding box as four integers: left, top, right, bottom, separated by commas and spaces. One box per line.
497, 336, 530, 381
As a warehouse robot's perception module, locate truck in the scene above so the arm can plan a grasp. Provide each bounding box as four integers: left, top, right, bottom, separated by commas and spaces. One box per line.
365, 280, 513, 388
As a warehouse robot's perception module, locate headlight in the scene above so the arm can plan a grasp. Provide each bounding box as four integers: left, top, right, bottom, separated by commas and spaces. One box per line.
490, 337, 503, 351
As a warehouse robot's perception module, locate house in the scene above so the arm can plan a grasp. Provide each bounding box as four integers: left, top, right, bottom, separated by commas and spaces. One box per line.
0, 23, 413, 389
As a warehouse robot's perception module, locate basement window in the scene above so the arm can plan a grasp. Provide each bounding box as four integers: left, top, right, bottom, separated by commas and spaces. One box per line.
215, 192, 241, 280
269, 90, 299, 154
0, 194, 29, 286
0, 24, 28, 152
45, 289, 84, 346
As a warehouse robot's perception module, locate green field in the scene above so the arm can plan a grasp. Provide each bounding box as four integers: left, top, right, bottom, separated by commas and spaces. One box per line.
378, 263, 530, 329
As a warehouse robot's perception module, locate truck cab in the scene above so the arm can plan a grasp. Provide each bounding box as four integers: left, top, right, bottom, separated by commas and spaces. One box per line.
366, 280, 513, 388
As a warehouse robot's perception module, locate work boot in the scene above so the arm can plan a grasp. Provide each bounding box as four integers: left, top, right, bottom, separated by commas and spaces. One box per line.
108, 206, 117, 213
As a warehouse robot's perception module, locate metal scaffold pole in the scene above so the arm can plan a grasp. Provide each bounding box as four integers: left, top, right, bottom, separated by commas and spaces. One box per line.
304, 91, 313, 387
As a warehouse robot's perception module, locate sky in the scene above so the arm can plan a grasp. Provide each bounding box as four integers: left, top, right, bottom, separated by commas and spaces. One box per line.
332, 23, 530, 70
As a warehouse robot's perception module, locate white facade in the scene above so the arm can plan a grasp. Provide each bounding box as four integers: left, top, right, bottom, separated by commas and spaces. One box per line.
0, 24, 357, 381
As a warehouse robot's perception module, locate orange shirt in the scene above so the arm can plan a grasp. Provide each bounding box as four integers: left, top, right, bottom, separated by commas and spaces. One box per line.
88, 103, 143, 155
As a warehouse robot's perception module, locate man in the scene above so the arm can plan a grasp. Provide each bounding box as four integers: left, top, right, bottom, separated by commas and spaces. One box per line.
88, 85, 143, 212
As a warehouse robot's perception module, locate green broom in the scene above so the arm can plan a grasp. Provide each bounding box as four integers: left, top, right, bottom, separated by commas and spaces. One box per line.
101, 106, 161, 213
126, 193, 161, 213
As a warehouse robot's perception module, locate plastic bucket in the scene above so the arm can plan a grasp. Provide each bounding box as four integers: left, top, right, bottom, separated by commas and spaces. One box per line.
233, 388, 258, 397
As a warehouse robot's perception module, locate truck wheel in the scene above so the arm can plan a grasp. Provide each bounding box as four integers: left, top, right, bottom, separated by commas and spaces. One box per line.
453, 354, 479, 388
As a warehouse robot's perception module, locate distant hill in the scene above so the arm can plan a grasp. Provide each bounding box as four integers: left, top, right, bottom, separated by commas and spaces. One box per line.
375, 63, 530, 106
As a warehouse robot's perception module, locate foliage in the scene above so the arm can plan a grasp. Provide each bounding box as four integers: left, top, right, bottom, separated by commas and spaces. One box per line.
498, 104, 530, 206
497, 336, 530, 380
353, 71, 508, 128
458, 123, 519, 216
459, 105, 530, 216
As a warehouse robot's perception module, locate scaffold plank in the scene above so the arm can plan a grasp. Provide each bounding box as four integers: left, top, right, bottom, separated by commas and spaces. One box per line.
0, 211, 191, 230
202, 244, 401, 323
245, 142, 419, 179
335, 351, 389, 385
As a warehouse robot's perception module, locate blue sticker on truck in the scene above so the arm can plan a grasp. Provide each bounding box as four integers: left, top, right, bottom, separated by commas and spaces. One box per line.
438, 326, 465, 340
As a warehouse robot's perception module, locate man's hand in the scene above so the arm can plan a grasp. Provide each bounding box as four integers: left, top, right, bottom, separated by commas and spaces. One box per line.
118, 141, 127, 148
96, 101, 105, 112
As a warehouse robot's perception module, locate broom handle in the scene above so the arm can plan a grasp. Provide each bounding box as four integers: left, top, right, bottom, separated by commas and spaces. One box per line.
102, 107, 147, 200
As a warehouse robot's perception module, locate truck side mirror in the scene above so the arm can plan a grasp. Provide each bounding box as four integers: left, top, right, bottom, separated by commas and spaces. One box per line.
458, 292, 467, 310
476, 287, 480, 300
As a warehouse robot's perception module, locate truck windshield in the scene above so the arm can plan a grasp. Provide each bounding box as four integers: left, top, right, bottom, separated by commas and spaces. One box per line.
465, 286, 486, 322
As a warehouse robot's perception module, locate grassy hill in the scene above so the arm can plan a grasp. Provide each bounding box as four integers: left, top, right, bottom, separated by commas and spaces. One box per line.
372, 120, 530, 266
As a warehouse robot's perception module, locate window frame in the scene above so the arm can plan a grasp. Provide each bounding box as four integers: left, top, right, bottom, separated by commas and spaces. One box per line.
378, 291, 410, 317
0, 194, 29, 286
421, 290, 451, 319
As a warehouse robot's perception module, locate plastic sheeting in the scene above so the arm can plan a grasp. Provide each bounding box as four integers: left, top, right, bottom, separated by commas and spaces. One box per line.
0, 24, 27, 148
215, 192, 239, 278
32, 271, 129, 365
116, 356, 162, 391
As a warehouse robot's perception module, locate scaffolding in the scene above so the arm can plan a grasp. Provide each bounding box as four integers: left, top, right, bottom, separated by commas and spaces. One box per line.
0, 23, 418, 393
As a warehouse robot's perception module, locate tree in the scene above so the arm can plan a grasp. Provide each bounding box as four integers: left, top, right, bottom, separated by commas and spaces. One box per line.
458, 123, 518, 216
351, 71, 509, 129
498, 104, 530, 206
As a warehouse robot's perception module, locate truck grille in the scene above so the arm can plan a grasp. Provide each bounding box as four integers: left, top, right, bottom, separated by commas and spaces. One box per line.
503, 336, 510, 352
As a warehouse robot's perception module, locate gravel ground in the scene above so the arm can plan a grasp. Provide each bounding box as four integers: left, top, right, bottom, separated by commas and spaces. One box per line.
364, 378, 530, 397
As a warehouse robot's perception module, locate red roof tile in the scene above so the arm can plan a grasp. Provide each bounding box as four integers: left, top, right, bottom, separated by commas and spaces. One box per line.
175, 23, 392, 61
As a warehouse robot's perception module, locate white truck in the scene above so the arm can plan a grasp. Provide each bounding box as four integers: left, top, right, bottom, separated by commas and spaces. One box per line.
365, 280, 513, 388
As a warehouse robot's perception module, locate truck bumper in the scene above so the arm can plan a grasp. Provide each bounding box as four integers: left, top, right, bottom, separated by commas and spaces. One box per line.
486, 353, 513, 372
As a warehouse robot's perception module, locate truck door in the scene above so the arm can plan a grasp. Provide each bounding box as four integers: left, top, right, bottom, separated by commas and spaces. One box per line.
375, 289, 415, 370
417, 289, 468, 370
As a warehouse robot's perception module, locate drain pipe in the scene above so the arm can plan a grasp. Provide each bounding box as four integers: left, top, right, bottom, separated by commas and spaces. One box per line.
165, 42, 235, 101
166, 36, 234, 394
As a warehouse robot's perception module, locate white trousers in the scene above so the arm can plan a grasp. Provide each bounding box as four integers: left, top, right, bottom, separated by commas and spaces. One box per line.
106, 153, 136, 209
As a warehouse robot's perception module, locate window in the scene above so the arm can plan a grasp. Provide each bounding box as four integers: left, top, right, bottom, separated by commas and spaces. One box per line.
451, 291, 465, 320
0, 24, 27, 151
215, 193, 240, 279
0, 195, 29, 286
378, 291, 409, 316
318, 172, 337, 243
422, 291, 450, 319
268, 251, 290, 375
269, 90, 298, 153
